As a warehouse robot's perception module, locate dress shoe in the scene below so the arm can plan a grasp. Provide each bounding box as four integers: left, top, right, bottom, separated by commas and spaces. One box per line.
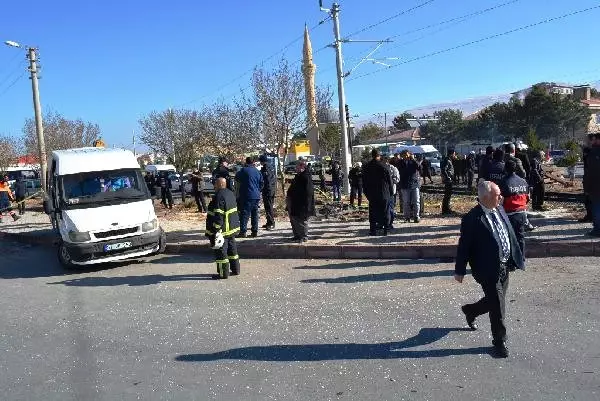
236, 232, 247, 238
265, 225, 275, 231
461, 306, 478, 330
578, 216, 592, 223
250, 232, 258, 238
492, 342, 509, 358
414, 217, 420, 223
524, 223, 537, 232
368, 231, 377, 236
12, 214, 21, 222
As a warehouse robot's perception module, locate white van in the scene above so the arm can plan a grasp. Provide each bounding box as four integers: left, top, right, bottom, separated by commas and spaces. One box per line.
44, 147, 166, 268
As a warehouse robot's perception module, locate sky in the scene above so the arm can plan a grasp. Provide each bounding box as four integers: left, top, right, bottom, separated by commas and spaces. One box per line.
1, 0, 600, 151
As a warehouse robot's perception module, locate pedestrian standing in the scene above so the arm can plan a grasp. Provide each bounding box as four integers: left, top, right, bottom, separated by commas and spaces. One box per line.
421, 157, 433, 184
362, 149, 394, 235
286, 160, 315, 243
500, 160, 530, 261
159, 171, 173, 209
486, 149, 506, 185
454, 181, 525, 358
259, 154, 276, 230
205, 178, 241, 279
212, 157, 234, 191
331, 161, 342, 202
14, 175, 27, 215
441, 149, 456, 215
0, 177, 20, 223
348, 162, 363, 208
504, 143, 526, 179
235, 157, 263, 238
579, 134, 594, 223
478, 146, 494, 184
530, 151, 546, 211
398, 151, 422, 223
515, 144, 531, 182
583, 133, 600, 237
466, 151, 476, 190
190, 170, 207, 213
385, 157, 400, 230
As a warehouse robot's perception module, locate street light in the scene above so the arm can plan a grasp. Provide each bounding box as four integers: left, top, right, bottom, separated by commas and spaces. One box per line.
4, 39, 48, 193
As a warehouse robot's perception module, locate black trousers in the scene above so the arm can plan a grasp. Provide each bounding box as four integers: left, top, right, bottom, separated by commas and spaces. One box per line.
350, 184, 363, 206
368, 199, 387, 232
442, 182, 453, 213
584, 194, 592, 218
16, 196, 25, 214
194, 191, 207, 212
263, 193, 275, 226
531, 182, 545, 209
467, 171, 475, 189
507, 212, 527, 261
214, 236, 240, 278
463, 273, 509, 344
422, 170, 433, 183
161, 188, 173, 208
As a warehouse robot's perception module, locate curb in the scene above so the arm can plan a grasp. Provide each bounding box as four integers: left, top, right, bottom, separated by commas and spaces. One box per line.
2, 230, 599, 259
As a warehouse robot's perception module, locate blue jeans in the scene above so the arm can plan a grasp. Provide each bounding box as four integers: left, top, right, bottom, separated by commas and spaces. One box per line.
593, 201, 600, 233
240, 198, 260, 234
332, 182, 341, 201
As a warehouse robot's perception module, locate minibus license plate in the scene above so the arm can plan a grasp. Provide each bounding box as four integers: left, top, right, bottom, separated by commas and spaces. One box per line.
104, 242, 132, 252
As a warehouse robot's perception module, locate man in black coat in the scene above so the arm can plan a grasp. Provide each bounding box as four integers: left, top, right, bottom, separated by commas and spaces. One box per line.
441, 149, 456, 215
212, 157, 234, 191
362, 149, 394, 235
286, 160, 315, 242
466, 151, 476, 190
348, 161, 363, 208
504, 143, 526, 179
14, 175, 27, 215
259, 155, 277, 230
478, 146, 494, 185
454, 180, 525, 358
189, 170, 207, 213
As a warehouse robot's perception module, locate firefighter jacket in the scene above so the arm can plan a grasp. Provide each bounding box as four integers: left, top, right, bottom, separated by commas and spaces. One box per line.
486, 161, 505, 184
205, 188, 240, 238
500, 173, 529, 213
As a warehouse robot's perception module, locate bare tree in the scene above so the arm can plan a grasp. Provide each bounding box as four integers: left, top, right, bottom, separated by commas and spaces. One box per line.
139, 109, 207, 172
316, 84, 334, 124
22, 110, 100, 156
0, 135, 19, 172
252, 58, 306, 193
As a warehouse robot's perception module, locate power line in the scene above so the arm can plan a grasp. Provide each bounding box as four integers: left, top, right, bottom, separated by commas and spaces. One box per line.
179, 18, 330, 107
347, 4, 600, 83
0, 59, 27, 89
345, 0, 437, 39
0, 71, 26, 98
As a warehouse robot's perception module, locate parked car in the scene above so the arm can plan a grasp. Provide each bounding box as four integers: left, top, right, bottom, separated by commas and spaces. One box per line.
284, 161, 299, 174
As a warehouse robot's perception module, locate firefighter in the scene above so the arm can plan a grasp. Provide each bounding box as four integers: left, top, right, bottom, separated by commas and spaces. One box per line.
205, 177, 241, 279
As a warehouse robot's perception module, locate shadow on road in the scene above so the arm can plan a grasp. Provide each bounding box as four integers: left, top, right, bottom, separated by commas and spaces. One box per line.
48, 273, 215, 287
301, 269, 455, 284
175, 327, 490, 362
294, 259, 441, 270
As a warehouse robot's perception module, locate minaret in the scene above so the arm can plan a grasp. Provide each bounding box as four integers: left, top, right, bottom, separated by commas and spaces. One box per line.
302, 24, 318, 129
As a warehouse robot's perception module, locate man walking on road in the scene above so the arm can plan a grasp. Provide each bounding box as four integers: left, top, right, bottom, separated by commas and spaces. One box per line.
286, 160, 315, 243
236, 157, 263, 238
189, 170, 207, 213
259, 155, 276, 231
441, 149, 456, 215
205, 178, 241, 279
363, 149, 394, 235
454, 180, 524, 358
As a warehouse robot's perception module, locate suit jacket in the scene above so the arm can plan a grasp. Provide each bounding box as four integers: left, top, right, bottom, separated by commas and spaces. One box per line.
455, 204, 524, 284
362, 158, 393, 201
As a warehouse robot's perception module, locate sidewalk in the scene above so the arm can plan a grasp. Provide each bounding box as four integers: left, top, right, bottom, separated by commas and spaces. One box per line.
1, 207, 599, 259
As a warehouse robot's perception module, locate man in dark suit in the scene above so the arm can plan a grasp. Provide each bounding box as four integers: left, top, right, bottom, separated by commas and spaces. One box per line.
362, 149, 394, 236
454, 180, 525, 358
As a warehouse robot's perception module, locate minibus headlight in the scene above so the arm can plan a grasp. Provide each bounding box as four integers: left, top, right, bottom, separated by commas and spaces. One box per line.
68, 230, 91, 243
142, 218, 158, 232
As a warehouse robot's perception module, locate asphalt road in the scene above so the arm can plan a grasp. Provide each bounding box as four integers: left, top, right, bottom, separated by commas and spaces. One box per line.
0, 242, 598, 401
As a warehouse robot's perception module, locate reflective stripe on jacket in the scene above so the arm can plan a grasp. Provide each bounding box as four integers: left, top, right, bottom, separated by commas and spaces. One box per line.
206, 188, 240, 237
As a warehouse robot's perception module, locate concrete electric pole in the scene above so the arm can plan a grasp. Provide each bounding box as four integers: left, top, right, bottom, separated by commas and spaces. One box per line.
27, 47, 48, 193
323, 2, 351, 195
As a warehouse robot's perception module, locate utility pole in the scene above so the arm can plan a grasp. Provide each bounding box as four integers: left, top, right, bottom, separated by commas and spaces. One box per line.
27, 47, 48, 193
132, 130, 136, 157
331, 3, 351, 195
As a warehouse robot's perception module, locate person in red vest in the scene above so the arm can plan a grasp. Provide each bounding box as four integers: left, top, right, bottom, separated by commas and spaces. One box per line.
499, 160, 530, 262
